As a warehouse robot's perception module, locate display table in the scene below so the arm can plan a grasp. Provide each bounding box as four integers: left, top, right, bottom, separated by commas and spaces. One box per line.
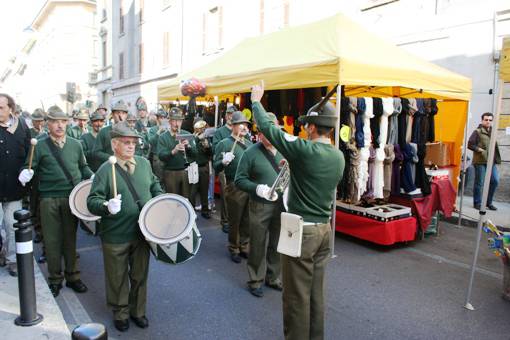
335, 210, 417, 245
390, 178, 456, 233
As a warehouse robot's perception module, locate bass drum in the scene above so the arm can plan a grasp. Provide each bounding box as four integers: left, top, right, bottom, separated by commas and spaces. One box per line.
138, 194, 201, 265
69, 179, 100, 235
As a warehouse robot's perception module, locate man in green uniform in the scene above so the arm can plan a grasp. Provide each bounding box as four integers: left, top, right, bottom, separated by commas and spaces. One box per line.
235, 112, 284, 297
134, 102, 153, 133
96, 103, 108, 118
147, 109, 168, 186
93, 101, 128, 163
212, 106, 236, 233
87, 121, 163, 332
157, 107, 196, 199
67, 109, 90, 139
80, 111, 106, 172
18, 105, 93, 297
30, 108, 47, 139
251, 82, 344, 340
127, 112, 150, 158
213, 111, 253, 263
191, 118, 212, 219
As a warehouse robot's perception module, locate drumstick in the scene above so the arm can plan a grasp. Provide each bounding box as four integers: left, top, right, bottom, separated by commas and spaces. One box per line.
230, 128, 243, 153
108, 156, 118, 197
28, 138, 38, 170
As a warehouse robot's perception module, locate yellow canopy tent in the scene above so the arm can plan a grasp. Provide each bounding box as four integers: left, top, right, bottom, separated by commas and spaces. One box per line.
159, 12, 472, 187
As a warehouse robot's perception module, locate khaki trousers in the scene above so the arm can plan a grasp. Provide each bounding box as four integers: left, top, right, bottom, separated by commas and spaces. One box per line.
164, 169, 190, 200
218, 172, 229, 225
40, 197, 80, 284
190, 165, 210, 212
224, 182, 249, 254
247, 199, 282, 289
282, 223, 331, 340
102, 238, 150, 320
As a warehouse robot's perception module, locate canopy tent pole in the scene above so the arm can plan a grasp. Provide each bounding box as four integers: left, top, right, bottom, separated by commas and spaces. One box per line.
457, 104, 471, 227
214, 96, 219, 128
330, 84, 341, 259
464, 79, 503, 310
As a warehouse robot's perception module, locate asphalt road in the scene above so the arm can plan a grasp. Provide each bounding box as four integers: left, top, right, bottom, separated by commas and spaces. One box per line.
35, 211, 510, 340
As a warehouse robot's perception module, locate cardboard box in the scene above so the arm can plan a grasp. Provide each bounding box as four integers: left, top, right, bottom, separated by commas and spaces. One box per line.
424, 142, 453, 167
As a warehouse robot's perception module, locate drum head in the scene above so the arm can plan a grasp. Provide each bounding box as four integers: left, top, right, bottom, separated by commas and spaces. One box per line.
69, 179, 100, 221
139, 194, 196, 245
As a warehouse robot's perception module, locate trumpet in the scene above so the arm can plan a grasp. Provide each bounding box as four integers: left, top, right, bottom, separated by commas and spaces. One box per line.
193, 120, 207, 136
268, 160, 290, 199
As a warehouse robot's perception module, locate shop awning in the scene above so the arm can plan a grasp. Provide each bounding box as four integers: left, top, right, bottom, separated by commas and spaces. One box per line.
158, 13, 471, 101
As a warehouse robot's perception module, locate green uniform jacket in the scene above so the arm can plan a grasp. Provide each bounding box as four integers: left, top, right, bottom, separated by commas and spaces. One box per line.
67, 125, 89, 139
134, 130, 150, 158
252, 101, 344, 223
213, 136, 253, 182
147, 125, 162, 156
80, 132, 101, 172
157, 130, 197, 170
93, 125, 114, 164
30, 128, 47, 139
235, 142, 284, 203
26, 136, 93, 198
87, 155, 164, 243
212, 125, 250, 153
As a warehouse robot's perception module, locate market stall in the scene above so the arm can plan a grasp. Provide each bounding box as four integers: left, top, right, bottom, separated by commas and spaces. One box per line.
158, 13, 472, 245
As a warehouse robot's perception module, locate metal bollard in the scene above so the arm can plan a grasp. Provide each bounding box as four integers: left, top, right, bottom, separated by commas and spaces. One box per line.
72, 323, 108, 340
13, 209, 43, 326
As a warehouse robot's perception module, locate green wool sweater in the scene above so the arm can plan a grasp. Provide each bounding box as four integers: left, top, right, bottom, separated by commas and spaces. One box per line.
30, 128, 47, 139
87, 156, 164, 243
212, 125, 250, 153
157, 130, 197, 170
235, 142, 284, 203
252, 101, 344, 223
93, 125, 114, 163
67, 125, 89, 139
213, 136, 253, 182
80, 132, 101, 172
27, 136, 93, 198
147, 125, 161, 155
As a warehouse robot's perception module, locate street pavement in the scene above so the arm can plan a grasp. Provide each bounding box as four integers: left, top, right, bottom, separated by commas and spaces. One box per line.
33, 203, 510, 340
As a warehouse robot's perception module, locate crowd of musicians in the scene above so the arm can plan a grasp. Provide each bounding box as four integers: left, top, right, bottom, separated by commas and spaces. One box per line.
0, 82, 344, 339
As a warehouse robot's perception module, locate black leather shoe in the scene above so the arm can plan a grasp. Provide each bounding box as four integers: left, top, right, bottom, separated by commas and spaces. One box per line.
201, 211, 211, 219
239, 251, 249, 259
37, 254, 46, 264
33, 232, 43, 244
130, 315, 149, 328
66, 280, 88, 293
487, 204, 498, 211
265, 280, 283, 291
230, 253, 242, 263
222, 224, 230, 234
248, 286, 264, 297
474, 204, 481, 210
49, 283, 62, 297
114, 319, 129, 332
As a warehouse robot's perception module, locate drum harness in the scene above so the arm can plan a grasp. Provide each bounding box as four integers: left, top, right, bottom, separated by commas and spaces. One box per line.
114, 164, 143, 211
45, 138, 76, 187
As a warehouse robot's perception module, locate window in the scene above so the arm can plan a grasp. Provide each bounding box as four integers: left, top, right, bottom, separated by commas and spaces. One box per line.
102, 40, 107, 67
162, 0, 172, 11
163, 32, 170, 66
139, 43, 144, 74
259, 0, 289, 34
360, 0, 399, 11
119, 52, 124, 79
119, 5, 124, 34
139, 0, 144, 24
202, 6, 223, 55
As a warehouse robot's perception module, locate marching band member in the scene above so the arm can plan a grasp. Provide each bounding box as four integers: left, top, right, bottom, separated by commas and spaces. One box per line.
67, 109, 90, 139
93, 100, 129, 163
80, 111, 106, 172
213, 111, 253, 263
127, 112, 150, 158
191, 118, 212, 219
30, 108, 47, 139
235, 112, 284, 297
157, 107, 196, 199
147, 109, 169, 186
18, 105, 93, 297
251, 82, 344, 340
87, 121, 163, 332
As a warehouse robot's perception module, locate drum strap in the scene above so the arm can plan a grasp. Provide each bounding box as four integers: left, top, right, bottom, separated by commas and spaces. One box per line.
229, 136, 247, 151
258, 143, 279, 174
115, 164, 143, 210
45, 138, 75, 186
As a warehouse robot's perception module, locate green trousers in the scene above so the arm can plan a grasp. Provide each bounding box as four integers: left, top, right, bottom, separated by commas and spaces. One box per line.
190, 164, 210, 212
224, 182, 249, 254
151, 155, 165, 190
218, 171, 229, 225
282, 223, 331, 340
164, 169, 190, 200
102, 238, 150, 320
247, 199, 282, 289
40, 197, 79, 285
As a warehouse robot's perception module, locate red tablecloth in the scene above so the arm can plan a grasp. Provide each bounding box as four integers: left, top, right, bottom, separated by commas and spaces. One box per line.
390, 178, 456, 232
335, 210, 417, 245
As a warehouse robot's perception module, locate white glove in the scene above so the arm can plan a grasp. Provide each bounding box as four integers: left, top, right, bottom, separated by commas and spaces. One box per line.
90, 174, 95, 181
106, 194, 122, 215
222, 152, 235, 165
256, 184, 278, 202
18, 169, 34, 186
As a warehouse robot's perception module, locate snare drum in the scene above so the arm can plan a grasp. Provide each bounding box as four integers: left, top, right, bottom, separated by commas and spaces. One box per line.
138, 194, 201, 264
69, 179, 100, 234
